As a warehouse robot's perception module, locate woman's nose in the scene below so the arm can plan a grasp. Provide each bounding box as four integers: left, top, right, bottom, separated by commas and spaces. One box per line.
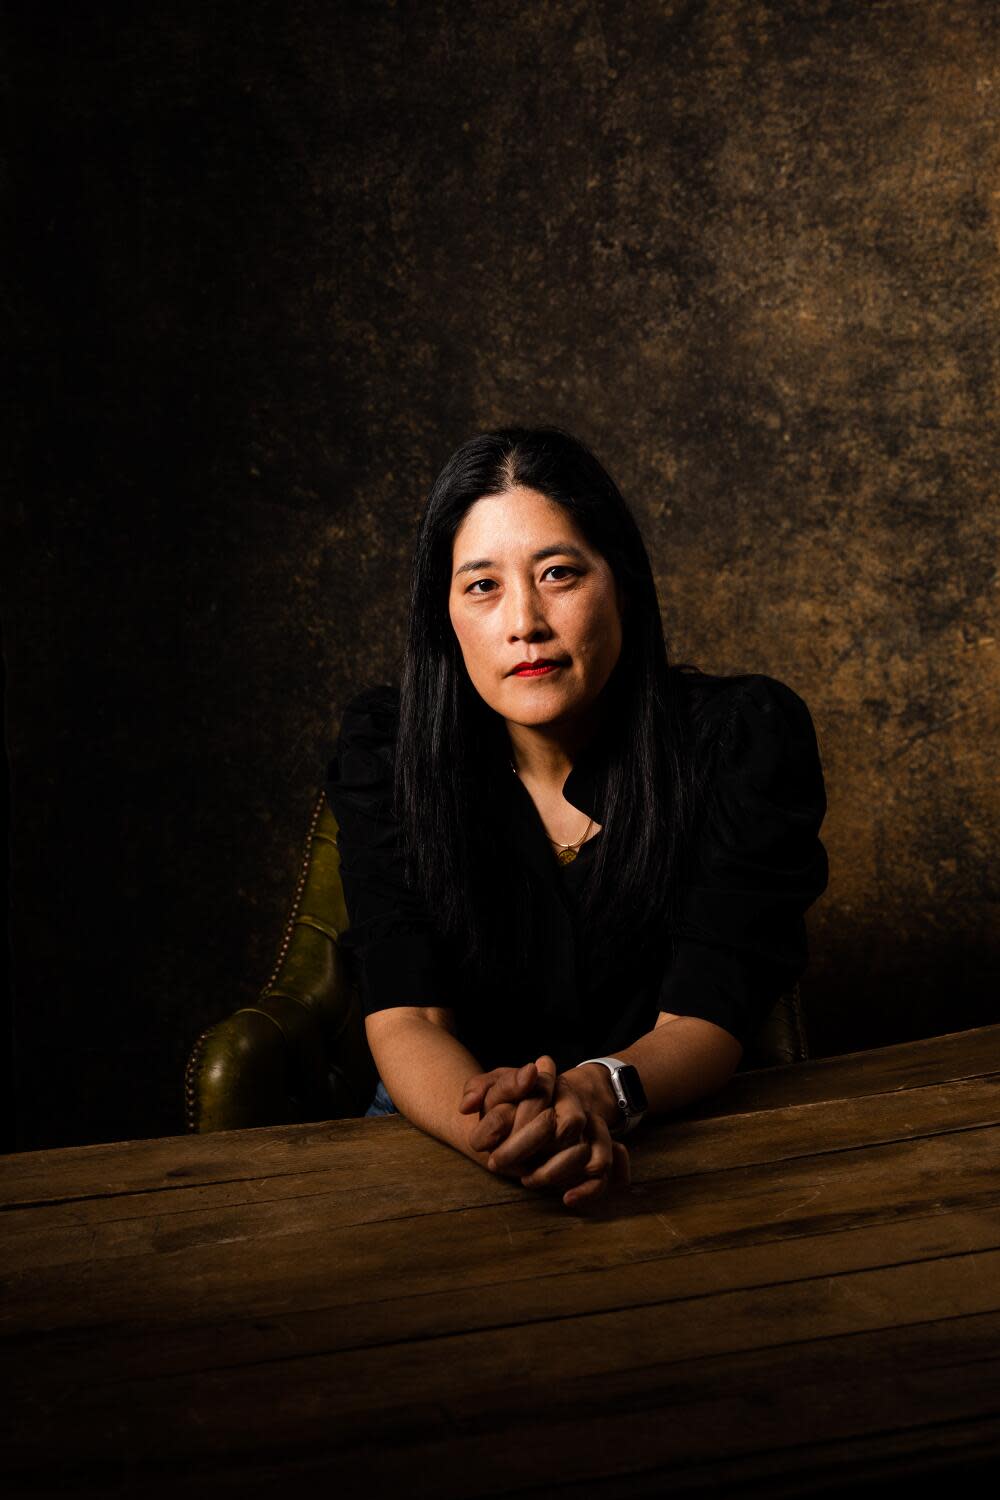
505, 582, 551, 642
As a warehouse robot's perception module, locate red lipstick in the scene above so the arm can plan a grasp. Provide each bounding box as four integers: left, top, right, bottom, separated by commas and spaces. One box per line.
509, 659, 566, 677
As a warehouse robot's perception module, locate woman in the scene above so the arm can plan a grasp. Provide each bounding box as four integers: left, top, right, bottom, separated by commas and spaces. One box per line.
326, 427, 828, 1208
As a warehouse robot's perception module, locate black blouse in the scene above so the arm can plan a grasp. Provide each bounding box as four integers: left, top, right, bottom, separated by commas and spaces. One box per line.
325, 672, 828, 1072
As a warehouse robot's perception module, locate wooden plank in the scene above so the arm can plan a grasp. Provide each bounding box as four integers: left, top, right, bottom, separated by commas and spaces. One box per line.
2, 1071, 997, 1252
8, 1240, 1000, 1426
12, 1402, 997, 1500
0, 1114, 393, 1208
3, 1205, 999, 1390
3, 1286, 999, 1496
323, 1312, 1000, 1500
2, 1122, 997, 1346
699, 1023, 1000, 1117
527, 1417, 1000, 1498
150, 1397, 1000, 1500
0, 1117, 517, 1231
2, 1025, 997, 1208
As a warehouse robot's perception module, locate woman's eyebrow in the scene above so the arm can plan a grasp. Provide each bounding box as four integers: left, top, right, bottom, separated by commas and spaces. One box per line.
453, 543, 588, 578
532, 543, 588, 564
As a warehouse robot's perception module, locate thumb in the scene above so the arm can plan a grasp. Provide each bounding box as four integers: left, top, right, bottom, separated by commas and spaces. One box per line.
459, 1072, 495, 1113
532, 1055, 557, 1100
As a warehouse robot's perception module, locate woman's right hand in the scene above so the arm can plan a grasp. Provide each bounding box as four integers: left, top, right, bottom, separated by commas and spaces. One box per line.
460, 1056, 630, 1208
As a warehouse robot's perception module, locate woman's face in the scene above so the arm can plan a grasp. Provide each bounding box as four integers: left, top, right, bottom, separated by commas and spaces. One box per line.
448, 485, 624, 733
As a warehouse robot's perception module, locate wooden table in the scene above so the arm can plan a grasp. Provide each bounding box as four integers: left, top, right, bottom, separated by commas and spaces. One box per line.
3, 1026, 999, 1498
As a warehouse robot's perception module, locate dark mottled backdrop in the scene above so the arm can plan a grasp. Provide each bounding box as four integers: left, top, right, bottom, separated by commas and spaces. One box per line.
4, 0, 998, 1149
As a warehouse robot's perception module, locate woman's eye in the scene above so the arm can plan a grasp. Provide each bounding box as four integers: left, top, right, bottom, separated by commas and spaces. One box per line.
467, 578, 497, 595
543, 565, 578, 582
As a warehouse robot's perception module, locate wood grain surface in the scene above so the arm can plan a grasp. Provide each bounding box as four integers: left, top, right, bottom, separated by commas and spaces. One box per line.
2, 1026, 999, 1498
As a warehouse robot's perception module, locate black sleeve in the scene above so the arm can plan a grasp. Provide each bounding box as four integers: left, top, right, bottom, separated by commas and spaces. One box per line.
659, 675, 829, 1047
324, 685, 457, 1015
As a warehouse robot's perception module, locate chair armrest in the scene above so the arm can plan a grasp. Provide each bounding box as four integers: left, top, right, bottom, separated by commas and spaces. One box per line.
184, 990, 368, 1132
185, 795, 376, 1132
185, 1007, 293, 1133
739, 983, 809, 1071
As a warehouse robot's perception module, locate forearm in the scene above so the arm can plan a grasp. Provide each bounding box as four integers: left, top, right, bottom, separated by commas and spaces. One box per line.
565, 1014, 743, 1127
365, 1009, 491, 1166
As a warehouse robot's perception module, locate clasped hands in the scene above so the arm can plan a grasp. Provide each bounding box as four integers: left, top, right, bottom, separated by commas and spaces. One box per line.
459, 1055, 630, 1209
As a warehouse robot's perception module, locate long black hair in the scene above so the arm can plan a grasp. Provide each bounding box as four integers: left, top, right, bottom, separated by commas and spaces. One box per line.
396, 426, 704, 979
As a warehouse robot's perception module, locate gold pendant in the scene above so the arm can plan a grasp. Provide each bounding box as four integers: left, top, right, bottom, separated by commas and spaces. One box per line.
557, 847, 577, 865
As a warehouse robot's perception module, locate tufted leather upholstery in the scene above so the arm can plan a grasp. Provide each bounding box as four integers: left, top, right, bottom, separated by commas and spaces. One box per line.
185, 797, 376, 1132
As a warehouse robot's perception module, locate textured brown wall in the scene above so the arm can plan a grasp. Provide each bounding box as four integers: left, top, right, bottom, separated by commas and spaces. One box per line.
5, 0, 998, 1148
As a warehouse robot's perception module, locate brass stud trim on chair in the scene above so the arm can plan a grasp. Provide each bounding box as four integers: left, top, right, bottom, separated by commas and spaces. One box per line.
185, 794, 329, 1132
184, 1028, 213, 1132
260, 792, 328, 998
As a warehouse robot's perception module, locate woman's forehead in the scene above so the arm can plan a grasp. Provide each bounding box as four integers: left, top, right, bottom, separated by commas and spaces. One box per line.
451, 486, 590, 562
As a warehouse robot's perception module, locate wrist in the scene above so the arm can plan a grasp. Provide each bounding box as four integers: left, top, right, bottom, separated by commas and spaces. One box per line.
571, 1056, 649, 1136
562, 1062, 620, 1128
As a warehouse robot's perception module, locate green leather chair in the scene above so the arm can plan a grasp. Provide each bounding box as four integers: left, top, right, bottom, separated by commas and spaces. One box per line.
185, 797, 377, 1133
185, 798, 808, 1132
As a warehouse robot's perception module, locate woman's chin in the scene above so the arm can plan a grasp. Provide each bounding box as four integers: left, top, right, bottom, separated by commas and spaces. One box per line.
499, 689, 595, 731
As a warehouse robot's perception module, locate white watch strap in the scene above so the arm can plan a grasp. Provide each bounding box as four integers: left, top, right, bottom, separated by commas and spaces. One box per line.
578, 1056, 644, 1135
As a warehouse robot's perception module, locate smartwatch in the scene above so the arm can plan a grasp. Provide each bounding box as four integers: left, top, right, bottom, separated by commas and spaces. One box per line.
578, 1056, 648, 1136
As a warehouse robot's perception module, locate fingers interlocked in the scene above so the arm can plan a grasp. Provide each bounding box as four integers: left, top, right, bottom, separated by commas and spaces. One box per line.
460, 1054, 631, 1210
464, 1055, 560, 1159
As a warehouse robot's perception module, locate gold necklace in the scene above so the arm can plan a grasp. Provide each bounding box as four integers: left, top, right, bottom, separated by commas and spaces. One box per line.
510, 761, 594, 864
548, 816, 594, 865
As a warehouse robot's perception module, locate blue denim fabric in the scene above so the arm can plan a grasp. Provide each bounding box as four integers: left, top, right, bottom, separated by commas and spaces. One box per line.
365, 1078, 398, 1117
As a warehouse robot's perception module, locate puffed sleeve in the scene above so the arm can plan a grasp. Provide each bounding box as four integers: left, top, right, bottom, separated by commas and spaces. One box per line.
659, 675, 828, 1047
324, 684, 457, 1015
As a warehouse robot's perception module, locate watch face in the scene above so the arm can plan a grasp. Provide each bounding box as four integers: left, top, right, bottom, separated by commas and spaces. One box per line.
618, 1065, 647, 1113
